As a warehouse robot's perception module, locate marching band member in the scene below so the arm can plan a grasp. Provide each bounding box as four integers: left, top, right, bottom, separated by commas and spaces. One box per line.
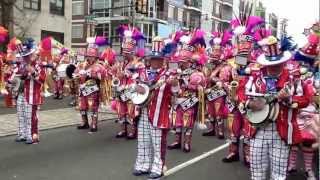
114, 25, 144, 139
168, 30, 206, 152
287, 33, 319, 180
133, 36, 178, 179
222, 15, 264, 164
52, 49, 69, 99
203, 31, 232, 139
76, 40, 104, 133
243, 36, 309, 180
9, 39, 46, 144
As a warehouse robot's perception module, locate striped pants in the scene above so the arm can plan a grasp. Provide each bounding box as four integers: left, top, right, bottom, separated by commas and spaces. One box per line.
250, 123, 289, 180
134, 108, 168, 175
16, 94, 39, 141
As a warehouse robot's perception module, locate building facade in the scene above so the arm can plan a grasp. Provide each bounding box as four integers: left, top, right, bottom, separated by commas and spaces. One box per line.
71, 0, 205, 51
13, 0, 72, 47
212, 0, 233, 31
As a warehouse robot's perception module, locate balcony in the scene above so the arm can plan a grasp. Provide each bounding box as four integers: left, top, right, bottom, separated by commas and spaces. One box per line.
184, 0, 202, 12
91, 9, 110, 18
222, 0, 233, 7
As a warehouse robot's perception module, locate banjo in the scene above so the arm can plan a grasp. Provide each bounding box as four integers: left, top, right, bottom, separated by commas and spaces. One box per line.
245, 92, 280, 126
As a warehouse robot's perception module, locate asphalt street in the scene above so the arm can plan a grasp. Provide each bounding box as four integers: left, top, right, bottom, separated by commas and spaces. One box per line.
0, 120, 316, 180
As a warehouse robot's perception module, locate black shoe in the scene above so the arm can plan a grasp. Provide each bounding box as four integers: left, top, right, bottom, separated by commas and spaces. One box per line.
148, 172, 163, 179
217, 133, 225, 139
202, 130, 216, 136
222, 153, 239, 163
15, 137, 26, 142
90, 128, 98, 132
287, 169, 297, 174
77, 123, 90, 130
132, 169, 150, 176
168, 142, 181, 150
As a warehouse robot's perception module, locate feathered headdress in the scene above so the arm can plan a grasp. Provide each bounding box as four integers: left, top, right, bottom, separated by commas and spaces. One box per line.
231, 1, 264, 61
117, 25, 146, 57
189, 29, 206, 48
294, 33, 319, 65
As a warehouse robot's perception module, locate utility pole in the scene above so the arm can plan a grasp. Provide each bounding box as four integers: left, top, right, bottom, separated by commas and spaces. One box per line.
131, 0, 136, 27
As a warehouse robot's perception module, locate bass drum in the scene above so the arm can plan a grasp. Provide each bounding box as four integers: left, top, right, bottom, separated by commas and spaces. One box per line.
66, 64, 76, 79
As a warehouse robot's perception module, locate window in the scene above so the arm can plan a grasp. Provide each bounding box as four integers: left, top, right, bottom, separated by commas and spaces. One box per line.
50, 0, 64, 16
215, 2, 220, 15
136, 0, 148, 14
72, 24, 84, 39
72, 1, 84, 16
23, 0, 41, 10
95, 24, 110, 37
177, 8, 183, 22
168, 5, 174, 19
92, 0, 110, 9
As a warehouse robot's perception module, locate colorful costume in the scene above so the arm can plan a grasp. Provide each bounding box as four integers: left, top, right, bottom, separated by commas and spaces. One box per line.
168, 30, 207, 152
10, 39, 46, 144
243, 36, 309, 180
222, 15, 264, 164
114, 25, 145, 139
287, 33, 319, 180
133, 37, 178, 179
76, 45, 104, 132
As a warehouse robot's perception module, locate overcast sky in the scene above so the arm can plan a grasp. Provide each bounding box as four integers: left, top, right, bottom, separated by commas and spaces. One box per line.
260, 0, 319, 46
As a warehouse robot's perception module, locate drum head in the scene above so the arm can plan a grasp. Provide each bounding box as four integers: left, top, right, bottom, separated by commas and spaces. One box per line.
247, 98, 270, 124
131, 84, 150, 105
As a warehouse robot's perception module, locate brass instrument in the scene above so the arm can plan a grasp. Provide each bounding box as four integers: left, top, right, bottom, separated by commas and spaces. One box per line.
229, 80, 239, 101
111, 77, 121, 99
0, 63, 8, 95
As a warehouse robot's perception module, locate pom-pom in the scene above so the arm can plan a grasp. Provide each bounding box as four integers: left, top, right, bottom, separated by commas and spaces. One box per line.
308, 33, 319, 44
41, 37, 52, 51
95, 36, 109, 46
136, 48, 145, 57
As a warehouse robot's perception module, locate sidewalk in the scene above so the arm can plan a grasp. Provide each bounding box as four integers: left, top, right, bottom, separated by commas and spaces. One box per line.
0, 107, 117, 137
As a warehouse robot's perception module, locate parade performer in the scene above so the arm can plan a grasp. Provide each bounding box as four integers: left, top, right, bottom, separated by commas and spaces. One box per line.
242, 35, 309, 180
287, 33, 319, 180
52, 48, 69, 99
113, 25, 145, 139
8, 39, 46, 144
222, 12, 264, 164
168, 30, 206, 152
76, 38, 105, 132
203, 30, 232, 139
133, 36, 178, 179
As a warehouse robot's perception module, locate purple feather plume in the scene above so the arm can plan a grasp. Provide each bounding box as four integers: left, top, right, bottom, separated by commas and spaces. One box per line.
95, 36, 109, 46
221, 30, 232, 46
245, 16, 264, 34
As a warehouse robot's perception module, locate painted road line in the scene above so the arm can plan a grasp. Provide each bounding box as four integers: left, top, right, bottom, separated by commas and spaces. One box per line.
164, 142, 231, 177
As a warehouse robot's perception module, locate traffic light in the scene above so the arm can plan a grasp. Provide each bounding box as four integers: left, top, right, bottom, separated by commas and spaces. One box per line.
135, 0, 148, 14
